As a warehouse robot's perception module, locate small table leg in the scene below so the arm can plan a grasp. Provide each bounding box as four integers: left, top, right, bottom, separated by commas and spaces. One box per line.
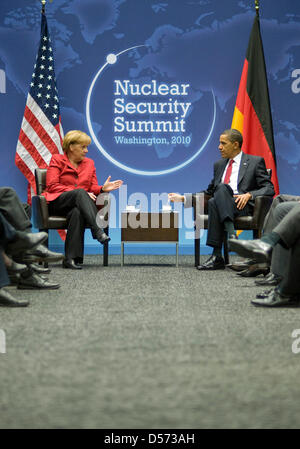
176, 242, 179, 268
121, 242, 124, 266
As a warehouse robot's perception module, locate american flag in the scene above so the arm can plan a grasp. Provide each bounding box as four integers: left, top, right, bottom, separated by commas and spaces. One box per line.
15, 12, 63, 201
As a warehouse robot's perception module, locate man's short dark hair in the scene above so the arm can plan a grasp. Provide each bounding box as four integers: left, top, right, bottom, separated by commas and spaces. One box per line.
222, 129, 243, 148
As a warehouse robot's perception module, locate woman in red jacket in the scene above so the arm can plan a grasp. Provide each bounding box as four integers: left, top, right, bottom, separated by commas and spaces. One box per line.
43, 130, 123, 269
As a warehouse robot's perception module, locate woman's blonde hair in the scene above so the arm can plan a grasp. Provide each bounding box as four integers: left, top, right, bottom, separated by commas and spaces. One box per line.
62, 130, 92, 152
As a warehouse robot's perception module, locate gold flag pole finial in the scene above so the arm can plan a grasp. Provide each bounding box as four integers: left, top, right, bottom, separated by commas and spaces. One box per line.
255, 0, 260, 17
41, 0, 46, 14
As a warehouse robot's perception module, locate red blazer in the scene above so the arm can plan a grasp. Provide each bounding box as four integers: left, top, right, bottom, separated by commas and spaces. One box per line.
42, 154, 103, 202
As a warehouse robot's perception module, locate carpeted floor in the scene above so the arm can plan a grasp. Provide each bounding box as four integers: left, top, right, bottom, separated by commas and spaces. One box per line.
1, 254, 300, 429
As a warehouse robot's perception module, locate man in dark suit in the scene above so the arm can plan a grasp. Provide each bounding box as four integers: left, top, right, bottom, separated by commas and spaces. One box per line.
0, 253, 30, 307
260, 196, 300, 286
229, 193, 300, 281
0, 187, 63, 263
168, 129, 275, 270
229, 201, 300, 306
0, 187, 63, 289
0, 211, 49, 307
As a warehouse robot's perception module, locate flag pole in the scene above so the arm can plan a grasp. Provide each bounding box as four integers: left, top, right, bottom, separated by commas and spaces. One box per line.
255, 0, 260, 18
41, 0, 46, 14
16, 0, 64, 204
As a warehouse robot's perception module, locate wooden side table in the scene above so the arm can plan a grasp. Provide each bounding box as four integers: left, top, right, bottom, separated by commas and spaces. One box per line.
121, 211, 179, 267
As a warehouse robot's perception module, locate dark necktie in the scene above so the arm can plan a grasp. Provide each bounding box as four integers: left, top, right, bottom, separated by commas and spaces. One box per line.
224, 159, 234, 185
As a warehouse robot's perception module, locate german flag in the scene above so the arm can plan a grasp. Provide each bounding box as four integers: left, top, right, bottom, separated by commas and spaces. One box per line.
231, 13, 279, 195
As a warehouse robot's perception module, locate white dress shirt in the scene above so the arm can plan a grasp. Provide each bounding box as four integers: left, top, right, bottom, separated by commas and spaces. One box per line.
221, 151, 242, 194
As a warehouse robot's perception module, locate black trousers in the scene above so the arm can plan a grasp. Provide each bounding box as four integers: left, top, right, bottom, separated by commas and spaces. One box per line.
0, 253, 9, 288
263, 194, 300, 233
0, 210, 17, 247
206, 184, 252, 248
268, 201, 298, 278
49, 189, 102, 261
0, 187, 32, 232
0, 211, 18, 288
269, 202, 300, 296
279, 237, 300, 296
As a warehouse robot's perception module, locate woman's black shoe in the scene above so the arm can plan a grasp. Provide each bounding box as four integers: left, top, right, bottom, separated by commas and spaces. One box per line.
62, 259, 82, 269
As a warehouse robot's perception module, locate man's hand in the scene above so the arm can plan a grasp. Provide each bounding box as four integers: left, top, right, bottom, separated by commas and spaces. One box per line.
233, 192, 252, 210
102, 176, 123, 192
87, 192, 97, 201
168, 193, 185, 203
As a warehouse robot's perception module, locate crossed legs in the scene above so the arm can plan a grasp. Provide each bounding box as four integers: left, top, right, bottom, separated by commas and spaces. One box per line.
49, 189, 108, 263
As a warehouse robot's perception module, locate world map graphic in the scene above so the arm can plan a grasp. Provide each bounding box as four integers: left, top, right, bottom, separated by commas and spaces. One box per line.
0, 0, 300, 194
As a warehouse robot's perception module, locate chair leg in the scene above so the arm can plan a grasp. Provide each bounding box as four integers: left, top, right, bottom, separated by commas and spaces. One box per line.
103, 241, 108, 267
194, 237, 200, 267
102, 226, 109, 266
253, 229, 260, 239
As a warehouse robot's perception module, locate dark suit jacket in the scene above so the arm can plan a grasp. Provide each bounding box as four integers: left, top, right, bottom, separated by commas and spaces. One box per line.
185, 152, 275, 208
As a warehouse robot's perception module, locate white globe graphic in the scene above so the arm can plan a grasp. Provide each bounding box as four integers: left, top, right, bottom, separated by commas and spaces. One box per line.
86, 46, 216, 176
106, 54, 117, 65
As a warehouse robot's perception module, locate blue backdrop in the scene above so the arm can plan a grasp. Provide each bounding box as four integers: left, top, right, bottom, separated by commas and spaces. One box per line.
1, 0, 300, 254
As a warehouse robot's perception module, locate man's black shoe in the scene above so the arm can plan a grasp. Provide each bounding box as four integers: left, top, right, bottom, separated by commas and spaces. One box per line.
229, 238, 273, 264
6, 231, 48, 256
21, 244, 64, 263
197, 255, 225, 270
256, 289, 273, 299
255, 272, 282, 287
236, 263, 269, 278
29, 263, 52, 275
0, 288, 29, 307
62, 259, 82, 270
6, 261, 28, 275
226, 258, 257, 272
17, 272, 60, 290
251, 289, 300, 307
8, 273, 21, 286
